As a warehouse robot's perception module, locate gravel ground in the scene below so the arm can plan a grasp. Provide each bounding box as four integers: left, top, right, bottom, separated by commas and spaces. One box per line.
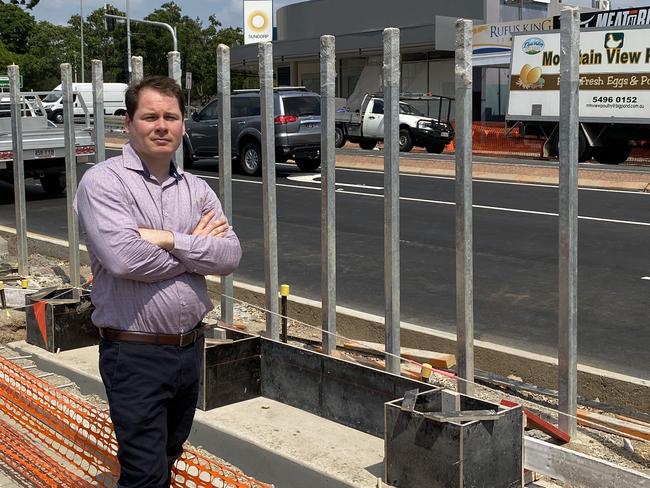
1, 251, 648, 481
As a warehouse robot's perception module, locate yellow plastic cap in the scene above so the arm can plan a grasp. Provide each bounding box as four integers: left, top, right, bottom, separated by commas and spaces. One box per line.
280, 284, 290, 297
420, 363, 433, 380
20, 279, 29, 289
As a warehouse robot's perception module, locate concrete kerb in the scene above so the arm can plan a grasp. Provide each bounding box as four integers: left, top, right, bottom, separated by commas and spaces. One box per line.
1, 224, 648, 412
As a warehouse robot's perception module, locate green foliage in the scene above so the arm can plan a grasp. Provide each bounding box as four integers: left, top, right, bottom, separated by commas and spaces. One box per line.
0, 2, 36, 54
0, 0, 40, 9
1, 1, 244, 99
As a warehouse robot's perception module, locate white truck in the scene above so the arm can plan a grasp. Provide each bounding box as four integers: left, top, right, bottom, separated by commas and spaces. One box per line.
0, 94, 94, 195
335, 93, 455, 153
42, 82, 128, 124
507, 25, 650, 164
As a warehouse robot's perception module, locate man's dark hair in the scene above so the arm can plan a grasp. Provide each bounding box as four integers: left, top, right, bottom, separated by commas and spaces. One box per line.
125, 76, 185, 118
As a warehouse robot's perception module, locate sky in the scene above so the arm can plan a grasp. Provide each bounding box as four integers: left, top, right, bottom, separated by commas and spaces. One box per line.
29, 0, 303, 29
28, 0, 650, 30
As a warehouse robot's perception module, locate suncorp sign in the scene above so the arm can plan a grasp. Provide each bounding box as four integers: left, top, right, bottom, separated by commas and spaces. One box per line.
244, 0, 273, 45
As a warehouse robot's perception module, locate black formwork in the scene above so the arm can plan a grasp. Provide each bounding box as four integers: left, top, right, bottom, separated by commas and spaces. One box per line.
25, 286, 97, 352
385, 389, 524, 488
199, 329, 433, 437
200, 329, 525, 486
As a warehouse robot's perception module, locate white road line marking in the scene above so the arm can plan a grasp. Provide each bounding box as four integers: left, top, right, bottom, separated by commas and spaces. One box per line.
195, 173, 650, 227
642, 277, 650, 281
333, 166, 650, 195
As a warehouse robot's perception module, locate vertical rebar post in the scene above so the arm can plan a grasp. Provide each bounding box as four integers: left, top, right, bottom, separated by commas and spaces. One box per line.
259, 42, 279, 339
61, 63, 81, 290
217, 44, 234, 324
91, 60, 105, 163
131, 56, 143, 84
455, 19, 475, 396
280, 284, 290, 343
321, 35, 337, 355
558, 7, 580, 438
167, 51, 184, 170
8, 65, 28, 276
383, 28, 401, 375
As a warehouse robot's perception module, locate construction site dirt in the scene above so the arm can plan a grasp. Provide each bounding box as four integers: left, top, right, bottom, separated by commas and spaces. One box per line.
0, 250, 648, 486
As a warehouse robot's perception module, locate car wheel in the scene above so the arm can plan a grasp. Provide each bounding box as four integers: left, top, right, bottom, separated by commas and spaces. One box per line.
240, 141, 262, 176
40, 173, 66, 196
295, 158, 321, 172
335, 127, 346, 148
53, 111, 64, 124
425, 143, 446, 154
591, 145, 631, 165
399, 129, 414, 152
358, 139, 376, 150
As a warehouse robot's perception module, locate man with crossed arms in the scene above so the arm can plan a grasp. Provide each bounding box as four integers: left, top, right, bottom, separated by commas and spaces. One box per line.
75, 75, 241, 487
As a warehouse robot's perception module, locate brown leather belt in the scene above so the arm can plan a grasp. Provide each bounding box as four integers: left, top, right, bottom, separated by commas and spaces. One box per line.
99, 324, 204, 347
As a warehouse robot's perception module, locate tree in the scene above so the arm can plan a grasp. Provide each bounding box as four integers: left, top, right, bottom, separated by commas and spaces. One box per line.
0, 2, 36, 54
0, 0, 40, 8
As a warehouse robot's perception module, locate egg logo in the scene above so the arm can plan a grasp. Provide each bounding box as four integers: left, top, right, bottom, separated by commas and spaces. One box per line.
247, 10, 269, 33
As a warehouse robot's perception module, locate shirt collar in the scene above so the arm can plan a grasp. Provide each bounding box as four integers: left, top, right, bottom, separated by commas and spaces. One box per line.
122, 142, 184, 182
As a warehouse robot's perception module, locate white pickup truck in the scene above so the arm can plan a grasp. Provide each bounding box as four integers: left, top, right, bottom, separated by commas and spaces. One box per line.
0, 94, 94, 195
335, 93, 455, 153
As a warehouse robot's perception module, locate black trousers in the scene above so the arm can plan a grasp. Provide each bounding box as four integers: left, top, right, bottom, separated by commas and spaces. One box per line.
99, 336, 204, 488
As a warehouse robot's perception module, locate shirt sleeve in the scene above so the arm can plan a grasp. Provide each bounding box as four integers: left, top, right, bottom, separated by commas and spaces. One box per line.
75, 167, 187, 283
170, 179, 242, 276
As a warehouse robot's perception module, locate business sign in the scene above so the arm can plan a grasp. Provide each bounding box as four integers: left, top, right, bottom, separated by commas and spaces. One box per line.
508, 28, 650, 121
0, 75, 23, 89
552, 6, 650, 29
243, 0, 273, 45
472, 18, 553, 65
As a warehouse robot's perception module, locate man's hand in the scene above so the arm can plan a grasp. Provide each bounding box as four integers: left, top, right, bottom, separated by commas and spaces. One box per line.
192, 210, 229, 238
138, 229, 174, 251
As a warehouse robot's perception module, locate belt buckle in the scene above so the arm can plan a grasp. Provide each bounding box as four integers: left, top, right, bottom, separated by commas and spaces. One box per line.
179, 329, 197, 347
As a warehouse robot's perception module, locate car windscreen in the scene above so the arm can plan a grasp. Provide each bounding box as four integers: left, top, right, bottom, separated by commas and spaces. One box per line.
43, 90, 62, 103
282, 96, 320, 117
399, 102, 423, 116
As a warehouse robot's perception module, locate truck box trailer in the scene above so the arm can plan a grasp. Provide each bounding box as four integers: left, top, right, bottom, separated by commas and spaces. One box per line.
507, 24, 650, 164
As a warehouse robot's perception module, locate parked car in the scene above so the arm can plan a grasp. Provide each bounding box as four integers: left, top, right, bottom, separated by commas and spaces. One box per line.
335, 93, 454, 153
184, 87, 321, 175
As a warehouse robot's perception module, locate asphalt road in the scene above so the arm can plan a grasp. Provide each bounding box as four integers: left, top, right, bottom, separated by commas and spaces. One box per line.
1, 152, 648, 378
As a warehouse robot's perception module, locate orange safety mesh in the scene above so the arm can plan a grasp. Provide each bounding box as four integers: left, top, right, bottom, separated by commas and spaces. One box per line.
432, 122, 650, 165
0, 355, 272, 487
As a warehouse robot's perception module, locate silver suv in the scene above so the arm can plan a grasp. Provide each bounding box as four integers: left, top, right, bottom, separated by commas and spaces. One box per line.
184, 87, 321, 175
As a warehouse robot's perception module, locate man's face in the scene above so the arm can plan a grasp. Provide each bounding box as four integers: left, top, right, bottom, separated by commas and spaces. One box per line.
125, 87, 184, 163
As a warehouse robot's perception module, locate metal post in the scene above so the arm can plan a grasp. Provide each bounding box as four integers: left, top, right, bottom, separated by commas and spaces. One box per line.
8, 65, 28, 276
92, 60, 105, 163
80, 0, 85, 83
558, 7, 580, 438
131, 56, 143, 84
61, 63, 81, 290
383, 28, 400, 374
167, 51, 184, 170
217, 44, 234, 325
280, 284, 290, 343
455, 19, 475, 396
321, 35, 337, 355
259, 42, 279, 339
126, 0, 132, 80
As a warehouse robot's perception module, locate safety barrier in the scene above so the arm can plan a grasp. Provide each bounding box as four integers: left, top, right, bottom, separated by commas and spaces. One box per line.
0, 354, 271, 487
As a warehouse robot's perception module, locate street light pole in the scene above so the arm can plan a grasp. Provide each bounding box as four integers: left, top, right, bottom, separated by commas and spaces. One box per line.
80, 0, 85, 82
126, 0, 132, 81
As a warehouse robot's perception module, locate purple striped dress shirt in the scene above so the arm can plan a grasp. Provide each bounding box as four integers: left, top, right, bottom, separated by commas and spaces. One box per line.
74, 142, 241, 334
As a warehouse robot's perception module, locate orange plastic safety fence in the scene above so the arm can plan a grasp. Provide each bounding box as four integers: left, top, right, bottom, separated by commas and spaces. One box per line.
0, 355, 272, 487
